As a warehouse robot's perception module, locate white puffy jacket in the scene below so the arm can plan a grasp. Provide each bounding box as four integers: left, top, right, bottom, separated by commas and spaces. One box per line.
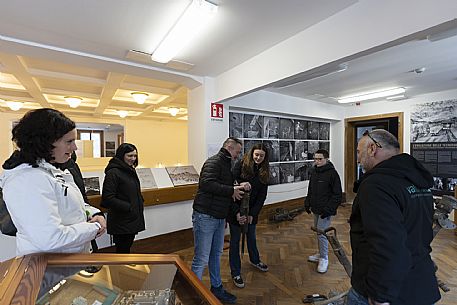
0, 160, 100, 256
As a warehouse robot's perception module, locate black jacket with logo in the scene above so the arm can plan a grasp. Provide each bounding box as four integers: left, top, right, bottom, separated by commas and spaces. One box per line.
101, 158, 145, 234
304, 161, 342, 216
193, 148, 235, 219
349, 153, 440, 305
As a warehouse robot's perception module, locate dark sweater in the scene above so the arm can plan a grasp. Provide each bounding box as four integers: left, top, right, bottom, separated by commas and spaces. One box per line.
101, 158, 145, 234
349, 153, 440, 305
193, 148, 235, 219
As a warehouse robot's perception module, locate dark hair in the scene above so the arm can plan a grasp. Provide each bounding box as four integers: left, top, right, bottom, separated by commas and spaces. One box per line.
12, 108, 75, 166
315, 149, 329, 159
241, 143, 270, 184
115, 143, 139, 167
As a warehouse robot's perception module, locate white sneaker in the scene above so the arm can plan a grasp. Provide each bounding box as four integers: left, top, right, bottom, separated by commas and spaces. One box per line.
317, 258, 328, 273
308, 253, 320, 263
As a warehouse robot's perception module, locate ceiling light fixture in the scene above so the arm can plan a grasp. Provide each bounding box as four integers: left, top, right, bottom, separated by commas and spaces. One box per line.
151, 0, 218, 63
386, 94, 407, 101
168, 107, 180, 116
64, 96, 82, 108
131, 92, 149, 104
117, 110, 129, 118
337, 87, 406, 104
6, 101, 23, 111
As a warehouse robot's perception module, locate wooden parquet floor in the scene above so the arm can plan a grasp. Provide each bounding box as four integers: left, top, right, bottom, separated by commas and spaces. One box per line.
175, 204, 457, 305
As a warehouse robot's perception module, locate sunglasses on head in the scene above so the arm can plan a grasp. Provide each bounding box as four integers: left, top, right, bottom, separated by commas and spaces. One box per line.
363, 130, 382, 148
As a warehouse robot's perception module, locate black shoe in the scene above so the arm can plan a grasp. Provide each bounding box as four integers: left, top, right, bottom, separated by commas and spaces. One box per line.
232, 275, 245, 288
210, 285, 237, 304
250, 261, 269, 272
302, 294, 327, 303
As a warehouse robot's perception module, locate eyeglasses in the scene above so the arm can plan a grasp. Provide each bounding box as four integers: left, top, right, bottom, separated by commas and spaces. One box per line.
363, 130, 382, 148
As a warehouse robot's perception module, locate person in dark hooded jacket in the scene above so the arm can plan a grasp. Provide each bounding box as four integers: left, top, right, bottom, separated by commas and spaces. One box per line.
347, 129, 440, 305
101, 143, 145, 253
304, 149, 342, 273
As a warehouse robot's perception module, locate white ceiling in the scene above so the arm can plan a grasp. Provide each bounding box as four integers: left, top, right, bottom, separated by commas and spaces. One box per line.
1, 0, 456, 117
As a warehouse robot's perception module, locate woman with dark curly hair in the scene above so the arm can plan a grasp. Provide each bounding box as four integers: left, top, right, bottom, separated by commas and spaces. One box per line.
227, 143, 270, 288
101, 143, 145, 253
0, 108, 106, 256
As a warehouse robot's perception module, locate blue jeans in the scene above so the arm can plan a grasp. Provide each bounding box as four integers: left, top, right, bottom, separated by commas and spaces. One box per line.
313, 213, 332, 260
228, 223, 260, 277
191, 211, 226, 288
345, 288, 369, 305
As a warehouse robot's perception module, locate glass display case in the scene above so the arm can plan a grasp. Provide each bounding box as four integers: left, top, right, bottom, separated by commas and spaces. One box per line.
0, 253, 221, 305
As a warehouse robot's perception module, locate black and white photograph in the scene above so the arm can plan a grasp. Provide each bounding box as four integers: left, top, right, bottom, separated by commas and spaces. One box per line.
244, 139, 262, 156
105, 141, 115, 150
244, 114, 263, 138
229, 112, 243, 138
269, 164, 280, 185
105, 150, 115, 157
262, 140, 280, 162
294, 119, 308, 139
166, 165, 200, 186
135, 168, 158, 189
280, 141, 294, 161
307, 121, 319, 140
279, 163, 295, 184
279, 118, 294, 139
294, 141, 308, 161
263, 116, 280, 138
294, 162, 312, 182
83, 177, 100, 196
307, 141, 319, 159
319, 122, 330, 140
319, 141, 330, 153
411, 99, 457, 143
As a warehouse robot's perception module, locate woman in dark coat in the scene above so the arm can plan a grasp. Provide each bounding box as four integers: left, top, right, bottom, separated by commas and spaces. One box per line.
228, 143, 270, 288
101, 143, 145, 253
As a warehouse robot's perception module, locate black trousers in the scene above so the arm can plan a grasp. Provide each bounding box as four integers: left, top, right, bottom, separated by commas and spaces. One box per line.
113, 234, 135, 253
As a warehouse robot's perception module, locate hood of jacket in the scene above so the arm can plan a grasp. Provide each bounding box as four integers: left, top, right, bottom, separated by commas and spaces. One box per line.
0, 158, 61, 189
312, 160, 336, 173
362, 153, 433, 189
105, 157, 136, 174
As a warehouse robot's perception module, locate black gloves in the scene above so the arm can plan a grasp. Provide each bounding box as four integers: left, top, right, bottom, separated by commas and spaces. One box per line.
305, 206, 311, 214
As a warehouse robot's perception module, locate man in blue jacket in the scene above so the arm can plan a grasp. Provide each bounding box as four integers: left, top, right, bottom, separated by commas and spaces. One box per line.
348, 129, 440, 305
191, 137, 250, 304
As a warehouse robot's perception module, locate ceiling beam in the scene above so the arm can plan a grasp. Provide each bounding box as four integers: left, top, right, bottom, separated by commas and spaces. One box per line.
27, 68, 106, 86
0, 53, 51, 108
94, 72, 125, 116
121, 82, 174, 96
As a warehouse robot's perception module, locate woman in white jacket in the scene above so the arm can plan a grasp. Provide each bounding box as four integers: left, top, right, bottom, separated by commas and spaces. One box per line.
0, 108, 106, 256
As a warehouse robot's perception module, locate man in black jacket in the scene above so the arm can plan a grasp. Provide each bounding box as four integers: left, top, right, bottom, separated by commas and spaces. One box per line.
348, 129, 440, 305
305, 149, 342, 273
191, 137, 250, 304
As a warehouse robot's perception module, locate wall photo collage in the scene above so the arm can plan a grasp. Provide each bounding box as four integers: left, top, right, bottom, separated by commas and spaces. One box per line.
229, 112, 330, 185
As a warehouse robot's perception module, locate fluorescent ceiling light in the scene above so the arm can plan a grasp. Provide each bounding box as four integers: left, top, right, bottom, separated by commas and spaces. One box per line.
117, 110, 129, 118
6, 101, 23, 111
386, 94, 406, 101
151, 0, 218, 63
64, 96, 82, 108
131, 92, 148, 104
168, 107, 180, 116
337, 87, 406, 104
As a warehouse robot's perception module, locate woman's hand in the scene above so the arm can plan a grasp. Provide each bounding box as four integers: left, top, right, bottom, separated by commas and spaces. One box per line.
236, 213, 247, 225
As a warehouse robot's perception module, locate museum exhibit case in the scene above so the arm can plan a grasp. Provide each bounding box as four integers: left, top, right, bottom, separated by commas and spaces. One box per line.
0, 253, 222, 305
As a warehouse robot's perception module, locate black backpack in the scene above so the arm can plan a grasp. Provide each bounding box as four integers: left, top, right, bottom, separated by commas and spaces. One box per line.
0, 187, 17, 236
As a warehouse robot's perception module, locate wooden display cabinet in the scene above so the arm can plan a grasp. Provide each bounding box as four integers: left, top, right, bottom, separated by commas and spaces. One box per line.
0, 253, 221, 305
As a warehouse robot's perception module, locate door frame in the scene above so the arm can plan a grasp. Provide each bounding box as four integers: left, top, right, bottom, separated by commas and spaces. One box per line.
344, 112, 404, 201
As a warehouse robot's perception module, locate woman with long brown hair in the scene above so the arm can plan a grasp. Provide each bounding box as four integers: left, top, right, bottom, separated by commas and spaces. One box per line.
227, 143, 270, 289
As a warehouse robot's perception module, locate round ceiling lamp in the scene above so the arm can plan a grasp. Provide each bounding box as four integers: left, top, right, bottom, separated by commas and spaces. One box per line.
64, 96, 82, 108
131, 92, 149, 104
6, 101, 23, 111
168, 107, 180, 116
117, 110, 129, 118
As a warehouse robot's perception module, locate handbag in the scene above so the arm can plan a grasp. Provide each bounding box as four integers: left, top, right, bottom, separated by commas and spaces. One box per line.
0, 187, 17, 236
